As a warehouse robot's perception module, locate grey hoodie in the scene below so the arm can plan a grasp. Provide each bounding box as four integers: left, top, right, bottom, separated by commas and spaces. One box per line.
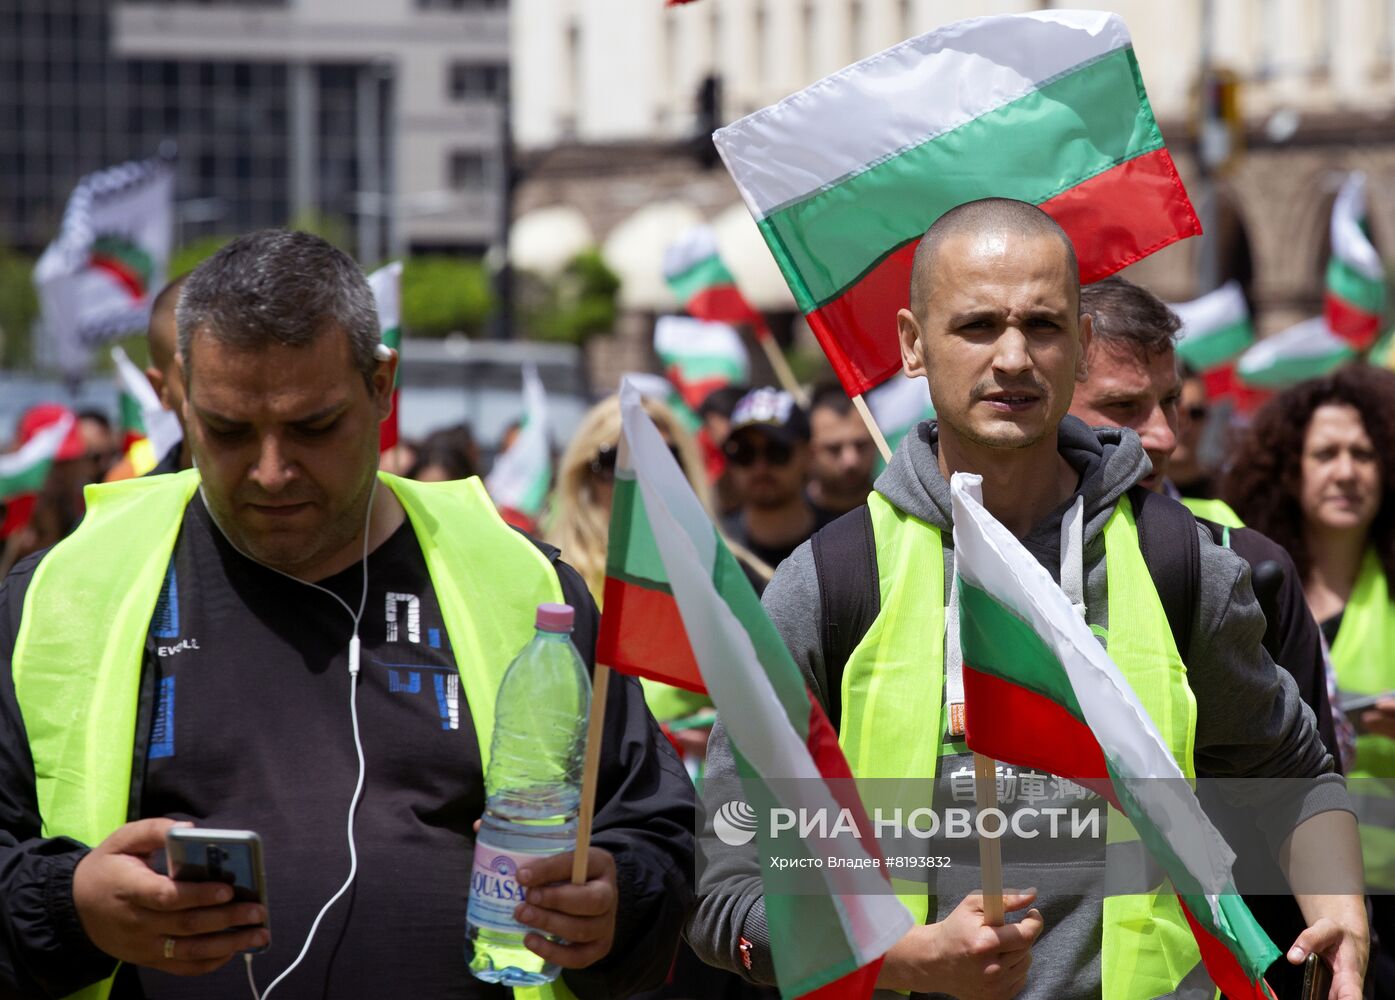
686, 416, 1348, 1000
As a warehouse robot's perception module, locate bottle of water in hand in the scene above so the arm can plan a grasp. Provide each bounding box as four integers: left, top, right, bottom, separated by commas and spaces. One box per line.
466, 603, 592, 987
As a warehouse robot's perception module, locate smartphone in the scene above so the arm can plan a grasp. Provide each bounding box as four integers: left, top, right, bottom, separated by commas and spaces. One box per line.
1301, 952, 1332, 1000
166, 828, 270, 952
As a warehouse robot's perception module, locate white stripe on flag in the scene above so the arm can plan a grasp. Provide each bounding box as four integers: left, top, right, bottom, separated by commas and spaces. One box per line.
662, 225, 721, 281
1237, 317, 1353, 379
714, 9, 1131, 218
0, 415, 74, 480
866, 374, 934, 433
619, 382, 912, 964
368, 261, 403, 333
1171, 280, 1249, 341
111, 346, 183, 459
950, 473, 1236, 917
655, 316, 749, 366
1332, 173, 1383, 280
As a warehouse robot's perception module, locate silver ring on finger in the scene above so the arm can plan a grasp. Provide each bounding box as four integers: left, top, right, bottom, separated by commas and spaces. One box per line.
164, 936, 177, 960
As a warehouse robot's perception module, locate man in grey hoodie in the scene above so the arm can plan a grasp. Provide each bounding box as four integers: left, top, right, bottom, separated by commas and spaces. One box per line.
687, 199, 1368, 999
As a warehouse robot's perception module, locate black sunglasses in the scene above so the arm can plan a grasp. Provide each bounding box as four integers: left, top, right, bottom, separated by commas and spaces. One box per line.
590, 443, 684, 479
1185, 404, 1209, 422
723, 438, 794, 468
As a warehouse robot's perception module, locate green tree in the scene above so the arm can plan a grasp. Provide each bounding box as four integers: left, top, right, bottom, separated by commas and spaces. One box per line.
401, 255, 494, 337
0, 250, 39, 369
169, 234, 233, 280
524, 250, 620, 344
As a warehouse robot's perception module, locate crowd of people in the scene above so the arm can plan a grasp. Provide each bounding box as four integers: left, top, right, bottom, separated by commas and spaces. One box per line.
0, 203, 1392, 999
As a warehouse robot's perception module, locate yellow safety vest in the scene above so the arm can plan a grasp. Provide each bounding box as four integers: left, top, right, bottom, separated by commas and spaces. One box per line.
839, 492, 1212, 999
1180, 497, 1244, 530
1329, 549, 1395, 890
11, 469, 576, 1000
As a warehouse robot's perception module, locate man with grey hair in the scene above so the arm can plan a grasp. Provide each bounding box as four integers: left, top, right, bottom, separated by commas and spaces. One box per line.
0, 230, 695, 998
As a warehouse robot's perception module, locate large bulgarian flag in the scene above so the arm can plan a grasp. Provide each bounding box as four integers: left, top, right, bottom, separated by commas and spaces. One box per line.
0, 414, 75, 504
663, 225, 770, 339
950, 472, 1280, 1000
1171, 281, 1254, 373
485, 362, 552, 531
368, 261, 403, 452
598, 381, 912, 998
1237, 317, 1356, 390
654, 315, 750, 411
714, 10, 1201, 398
1325, 173, 1386, 350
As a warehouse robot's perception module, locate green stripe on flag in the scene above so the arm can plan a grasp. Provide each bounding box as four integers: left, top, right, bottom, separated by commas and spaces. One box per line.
1326, 258, 1386, 314
1175, 319, 1253, 371
756, 46, 1163, 312
119, 392, 145, 435
958, 578, 1086, 723
666, 255, 736, 305
0, 462, 50, 501
661, 355, 748, 382
606, 475, 672, 590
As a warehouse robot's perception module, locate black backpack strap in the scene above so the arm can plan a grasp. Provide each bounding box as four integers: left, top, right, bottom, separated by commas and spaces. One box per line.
811, 505, 879, 732
1127, 486, 1199, 662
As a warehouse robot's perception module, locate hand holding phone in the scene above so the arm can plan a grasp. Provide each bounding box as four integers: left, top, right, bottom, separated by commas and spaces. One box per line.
1300, 952, 1332, 1000
166, 828, 271, 952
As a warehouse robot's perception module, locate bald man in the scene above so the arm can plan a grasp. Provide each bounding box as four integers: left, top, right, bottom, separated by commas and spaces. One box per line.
689, 199, 1366, 999
105, 276, 190, 481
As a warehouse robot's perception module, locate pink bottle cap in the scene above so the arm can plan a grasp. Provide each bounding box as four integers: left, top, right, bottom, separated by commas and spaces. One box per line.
535, 603, 574, 633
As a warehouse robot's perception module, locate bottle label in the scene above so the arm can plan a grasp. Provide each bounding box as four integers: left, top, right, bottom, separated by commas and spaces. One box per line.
467, 843, 549, 933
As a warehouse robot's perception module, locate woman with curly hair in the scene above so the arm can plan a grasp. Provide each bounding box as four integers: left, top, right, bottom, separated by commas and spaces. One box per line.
1222, 363, 1395, 975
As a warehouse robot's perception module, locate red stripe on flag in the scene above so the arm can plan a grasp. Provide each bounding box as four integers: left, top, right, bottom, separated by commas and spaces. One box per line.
379, 389, 400, 452
90, 255, 145, 299
665, 366, 734, 411
598, 576, 707, 693
1204, 363, 1272, 416
796, 957, 884, 1000
806, 149, 1202, 396
687, 285, 771, 340
1177, 897, 1276, 1000
1324, 293, 1381, 350
962, 665, 1116, 805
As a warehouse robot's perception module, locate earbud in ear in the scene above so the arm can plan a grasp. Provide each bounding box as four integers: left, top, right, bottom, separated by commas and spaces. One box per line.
374, 343, 393, 361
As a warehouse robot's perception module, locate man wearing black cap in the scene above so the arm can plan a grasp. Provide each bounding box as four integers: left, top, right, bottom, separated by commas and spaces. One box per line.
719, 387, 830, 572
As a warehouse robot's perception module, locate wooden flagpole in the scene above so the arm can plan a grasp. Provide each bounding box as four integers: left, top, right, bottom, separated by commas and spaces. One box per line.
850, 392, 1006, 926
571, 663, 611, 885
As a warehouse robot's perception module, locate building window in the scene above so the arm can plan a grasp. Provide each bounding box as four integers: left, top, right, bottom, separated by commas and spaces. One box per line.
417, 0, 506, 9
449, 62, 505, 100
449, 151, 491, 190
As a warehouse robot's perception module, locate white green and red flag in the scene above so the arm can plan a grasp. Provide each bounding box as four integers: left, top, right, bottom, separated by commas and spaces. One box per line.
1171, 281, 1254, 373
1325, 173, 1386, 350
714, 10, 1201, 398
654, 315, 751, 411
866, 374, 935, 467
622, 371, 703, 433
0, 414, 75, 503
663, 225, 770, 339
367, 261, 403, 452
1236, 317, 1356, 389
950, 472, 1279, 1000
111, 345, 182, 462
598, 381, 912, 999
485, 362, 551, 530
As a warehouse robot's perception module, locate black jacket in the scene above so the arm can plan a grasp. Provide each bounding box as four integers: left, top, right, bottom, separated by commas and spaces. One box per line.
0, 532, 695, 999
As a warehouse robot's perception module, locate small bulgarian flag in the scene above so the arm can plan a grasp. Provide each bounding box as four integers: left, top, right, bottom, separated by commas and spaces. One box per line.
714, 10, 1201, 398
865, 373, 935, 464
1237, 317, 1356, 389
111, 345, 182, 467
1325, 173, 1386, 350
663, 225, 770, 339
599, 381, 912, 998
485, 362, 552, 530
0, 414, 75, 503
1171, 281, 1254, 373
368, 261, 403, 452
950, 472, 1280, 1000
654, 315, 750, 411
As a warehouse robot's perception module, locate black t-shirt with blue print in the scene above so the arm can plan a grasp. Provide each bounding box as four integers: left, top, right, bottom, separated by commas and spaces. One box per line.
135, 494, 507, 999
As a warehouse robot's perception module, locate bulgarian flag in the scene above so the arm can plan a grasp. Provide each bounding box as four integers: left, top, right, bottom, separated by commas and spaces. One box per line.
654, 315, 750, 411
1325, 173, 1386, 349
111, 345, 182, 466
485, 363, 551, 531
714, 10, 1201, 398
368, 261, 403, 452
0, 414, 75, 503
1171, 281, 1254, 373
950, 472, 1280, 999
1237, 317, 1355, 389
865, 373, 935, 470
663, 225, 770, 339
598, 381, 913, 998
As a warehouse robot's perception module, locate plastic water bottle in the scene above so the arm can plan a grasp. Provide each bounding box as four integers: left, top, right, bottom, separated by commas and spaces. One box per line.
466, 602, 592, 987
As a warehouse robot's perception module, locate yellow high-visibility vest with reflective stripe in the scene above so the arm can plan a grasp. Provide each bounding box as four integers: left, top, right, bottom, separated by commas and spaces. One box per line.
838, 492, 1212, 999
11, 469, 577, 1000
